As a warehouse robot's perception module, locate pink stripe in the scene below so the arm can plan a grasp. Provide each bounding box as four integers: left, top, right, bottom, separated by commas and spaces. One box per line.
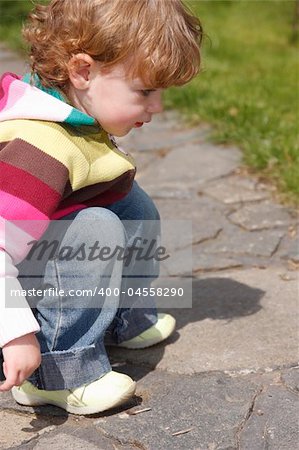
0, 217, 46, 264
0, 190, 49, 239
0, 73, 21, 111
51, 204, 86, 219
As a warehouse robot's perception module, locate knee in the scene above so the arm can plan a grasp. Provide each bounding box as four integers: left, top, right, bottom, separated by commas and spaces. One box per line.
65, 208, 125, 248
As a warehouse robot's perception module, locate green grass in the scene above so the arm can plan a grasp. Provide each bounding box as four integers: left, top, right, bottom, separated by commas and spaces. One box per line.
0, 0, 298, 204
0, 1, 37, 51
165, 0, 299, 204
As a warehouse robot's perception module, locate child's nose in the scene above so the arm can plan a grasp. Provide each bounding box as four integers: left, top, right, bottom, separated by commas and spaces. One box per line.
147, 92, 164, 114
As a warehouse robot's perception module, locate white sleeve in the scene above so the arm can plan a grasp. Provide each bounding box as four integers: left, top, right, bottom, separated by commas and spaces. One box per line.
0, 250, 40, 348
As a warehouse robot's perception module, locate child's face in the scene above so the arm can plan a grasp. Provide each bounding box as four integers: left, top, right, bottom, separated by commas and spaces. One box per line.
70, 61, 164, 136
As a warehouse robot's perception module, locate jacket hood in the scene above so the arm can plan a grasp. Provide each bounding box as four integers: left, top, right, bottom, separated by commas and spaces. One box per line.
0, 72, 97, 127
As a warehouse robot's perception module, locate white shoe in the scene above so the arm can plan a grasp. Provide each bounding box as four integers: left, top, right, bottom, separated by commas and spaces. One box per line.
114, 313, 176, 349
12, 371, 136, 415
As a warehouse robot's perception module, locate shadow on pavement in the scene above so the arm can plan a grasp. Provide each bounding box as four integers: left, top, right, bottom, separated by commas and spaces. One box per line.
109, 277, 265, 382
0, 277, 265, 421
169, 276, 264, 324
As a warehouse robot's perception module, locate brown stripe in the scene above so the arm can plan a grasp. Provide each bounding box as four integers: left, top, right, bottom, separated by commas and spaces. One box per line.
0, 139, 69, 195
60, 169, 136, 206
86, 190, 131, 207
0, 160, 62, 215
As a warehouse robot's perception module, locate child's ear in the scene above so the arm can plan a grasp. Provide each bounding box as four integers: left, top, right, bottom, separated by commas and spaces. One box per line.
68, 53, 95, 89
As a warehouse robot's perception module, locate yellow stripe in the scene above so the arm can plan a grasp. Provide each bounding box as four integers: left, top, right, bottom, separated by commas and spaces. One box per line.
0, 120, 135, 190
88, 132, 136, 182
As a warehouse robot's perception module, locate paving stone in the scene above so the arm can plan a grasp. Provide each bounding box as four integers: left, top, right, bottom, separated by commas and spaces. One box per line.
282, 249, 299, 264
115, 112, 181, 151
203, 173, 270, 192
193, 241, 286, 272
281, 367, 299, 393
192, 249, 243, 272
0, 47, 20, 60
117, 110, 182, 138
118, 125, 210, 153
159, 245, 192, 278
155, 197, 227, 246
94, 370, 261, 450
225, 175, 259, 191
229, 202, 297, 230
131, 151, 158, 175
239, 384, 299, 449
202, 178, 270, 204
109, 268, 298, 374
0, 406, 138, 449
279, 238, 299, 264
138, 182, 194, 200
0, 390, 16, 410
145, 111, 211, 135
0, 46, 28, 76
140, 143, 241, 188
22, 426, 136, 450
0, 410, 57, 448
273, 226, 298, 260
199, 224, 285, 257
33, 433, 100, 450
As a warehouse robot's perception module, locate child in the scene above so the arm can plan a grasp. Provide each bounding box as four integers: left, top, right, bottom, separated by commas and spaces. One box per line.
0, 0, 202, 414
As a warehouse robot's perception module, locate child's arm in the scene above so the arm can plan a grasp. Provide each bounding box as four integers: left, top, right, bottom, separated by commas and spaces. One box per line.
0, 332, 41, 392
0, 253, 41, 391
0, 125, 70, 360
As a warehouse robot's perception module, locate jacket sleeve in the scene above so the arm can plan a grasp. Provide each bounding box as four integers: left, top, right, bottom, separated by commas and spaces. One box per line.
0, 251, 41, 347
0, 134, 70, 347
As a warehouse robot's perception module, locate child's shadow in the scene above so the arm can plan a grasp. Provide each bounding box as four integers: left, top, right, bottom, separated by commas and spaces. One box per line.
108, 276, 265, 381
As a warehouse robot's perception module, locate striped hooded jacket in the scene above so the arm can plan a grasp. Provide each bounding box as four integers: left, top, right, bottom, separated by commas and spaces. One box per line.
0, 72, 136, 346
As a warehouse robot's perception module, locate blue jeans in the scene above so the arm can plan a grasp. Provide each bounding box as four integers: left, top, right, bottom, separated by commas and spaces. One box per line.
14, 182, 160, 390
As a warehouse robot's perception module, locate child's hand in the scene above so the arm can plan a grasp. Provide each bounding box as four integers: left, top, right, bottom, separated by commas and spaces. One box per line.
0, 333, 41, 392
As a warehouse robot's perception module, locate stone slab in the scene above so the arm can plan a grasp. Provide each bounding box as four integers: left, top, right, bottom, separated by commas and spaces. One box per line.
116, 111, 182, 141
109, 268, 298, 374
0, 45, 24, 61
192, 245, 293, 272
140, 143, 241, 188
239, 384, 299, 449
0, 410, 56, 448
136, 127, 209, 152
198, 224, 285, 257
277, 227, 299, 264
229, 202, 297, 230
281, 367, 299, 393
117, 120, 211, 152
155, 197, 227, 246
131, 151, 158, 176
13, 426, 138, 450
94, 370, 261, 450
0, 47, 28, 76
202, 177, 270, 204
192, 250, 243, 272
138, 182, 194, 200
33, 432, 101, 450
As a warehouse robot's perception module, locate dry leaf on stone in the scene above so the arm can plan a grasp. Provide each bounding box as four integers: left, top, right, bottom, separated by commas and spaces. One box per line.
172, 427, 194, 436
128, 407, 152, 415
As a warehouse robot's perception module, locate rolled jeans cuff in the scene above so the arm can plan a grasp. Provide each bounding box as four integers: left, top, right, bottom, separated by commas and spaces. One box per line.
28, 341, 111, 390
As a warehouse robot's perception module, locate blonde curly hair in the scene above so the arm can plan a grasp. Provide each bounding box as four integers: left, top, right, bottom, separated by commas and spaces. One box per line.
23, 0, 203, 91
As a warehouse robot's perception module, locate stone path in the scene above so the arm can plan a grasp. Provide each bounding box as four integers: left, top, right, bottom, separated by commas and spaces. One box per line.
0, 47, 298, 450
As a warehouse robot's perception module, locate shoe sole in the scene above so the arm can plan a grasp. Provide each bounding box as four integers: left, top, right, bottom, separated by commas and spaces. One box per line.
12, 381, 136, 415
116, 319, 176, 349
